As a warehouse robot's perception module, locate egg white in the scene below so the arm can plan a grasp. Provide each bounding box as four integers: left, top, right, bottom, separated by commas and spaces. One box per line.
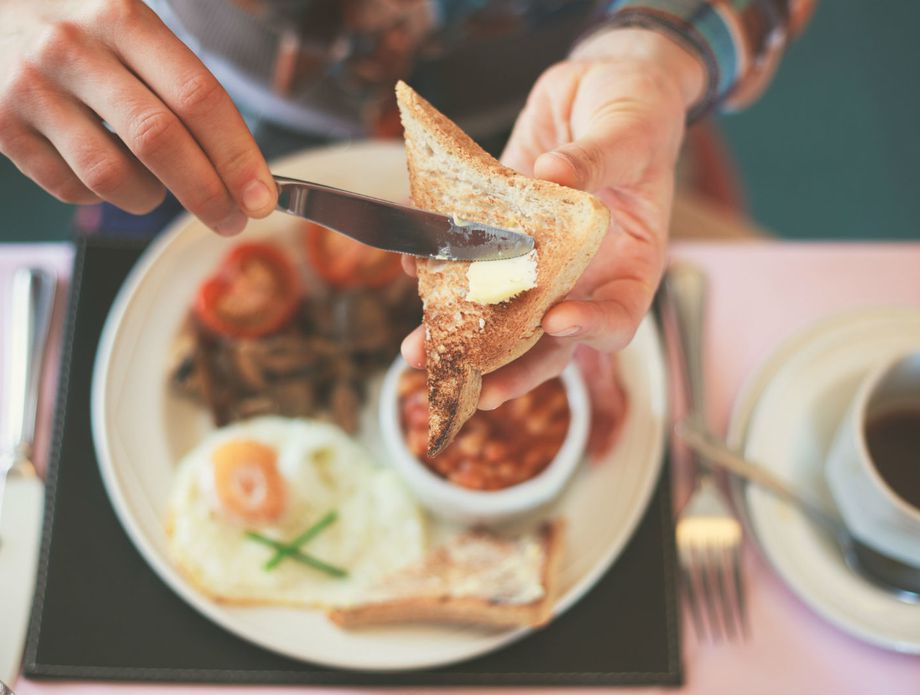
166, 416, 427, 608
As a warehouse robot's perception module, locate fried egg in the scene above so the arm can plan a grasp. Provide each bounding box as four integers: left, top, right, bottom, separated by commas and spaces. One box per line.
166, 416, 426, 608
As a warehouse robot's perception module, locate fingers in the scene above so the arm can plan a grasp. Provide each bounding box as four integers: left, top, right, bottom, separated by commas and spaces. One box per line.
542, 290, 649, 353
479, 337, 574, 411
508, 60, 686, 193
59, 51, 246, 233
574, 345, 628, 459
3, 3, 273, 230
400, 324, 426, 369
499, 101, 543, 176
499, 61, 588, 177
21, 86, 168, 214
401, 255, 418, 277
403, 306, 640, 412
542, 225, 663, 352
0, 124, 99, 205
499, 61, 651, 190
108, 2, 276, 218
534, 120, 650, 193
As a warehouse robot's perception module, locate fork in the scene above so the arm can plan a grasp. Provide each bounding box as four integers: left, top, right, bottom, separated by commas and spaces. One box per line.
664, 262, 747, 642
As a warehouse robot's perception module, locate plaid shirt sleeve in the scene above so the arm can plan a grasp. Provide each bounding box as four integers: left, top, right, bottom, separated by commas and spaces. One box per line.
593, 0, 817, 120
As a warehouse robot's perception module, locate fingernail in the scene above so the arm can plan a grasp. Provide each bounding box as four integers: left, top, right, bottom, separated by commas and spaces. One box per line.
241, 179, 272, 212
548, 325, 582, 338
216, 210, 247, 236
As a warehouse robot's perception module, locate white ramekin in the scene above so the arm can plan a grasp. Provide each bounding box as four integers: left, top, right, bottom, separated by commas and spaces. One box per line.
379, 357, 590, 526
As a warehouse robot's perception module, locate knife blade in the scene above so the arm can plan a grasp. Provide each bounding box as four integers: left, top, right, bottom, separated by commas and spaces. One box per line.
274, 175, 534, 262
0, 474, 43, 688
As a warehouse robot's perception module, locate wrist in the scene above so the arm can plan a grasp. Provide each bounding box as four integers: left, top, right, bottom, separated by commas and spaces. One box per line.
571, 27, 706, 112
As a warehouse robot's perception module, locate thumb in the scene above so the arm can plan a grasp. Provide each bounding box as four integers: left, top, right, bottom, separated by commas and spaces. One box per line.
533, 116, 649, 192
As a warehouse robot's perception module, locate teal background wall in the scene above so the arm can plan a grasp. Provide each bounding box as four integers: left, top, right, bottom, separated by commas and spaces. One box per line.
1, 0, 917, 242
719, 0, 920, 240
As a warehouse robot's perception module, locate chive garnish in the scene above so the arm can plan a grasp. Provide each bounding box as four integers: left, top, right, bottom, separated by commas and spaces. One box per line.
245, 532, 348, 578
244, 509, 345, 577
264, 510, 338, 570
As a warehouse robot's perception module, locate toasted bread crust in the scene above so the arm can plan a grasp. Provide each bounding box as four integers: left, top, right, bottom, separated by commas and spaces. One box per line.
426, 358, 482, 457
328, 595, 544, 629
395, 81, 609, 455
328, 520, 565, 630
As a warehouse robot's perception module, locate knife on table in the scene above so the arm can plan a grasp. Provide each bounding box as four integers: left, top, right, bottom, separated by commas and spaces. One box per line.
274, 175, 534, 262
0, 268, 56, 688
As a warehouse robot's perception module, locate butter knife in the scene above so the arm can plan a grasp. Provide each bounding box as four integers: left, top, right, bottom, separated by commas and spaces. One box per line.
0, 267, 55, 687
274, 175, 534, 262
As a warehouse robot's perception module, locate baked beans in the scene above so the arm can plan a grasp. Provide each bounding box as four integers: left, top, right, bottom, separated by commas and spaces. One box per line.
398, 370, 571, 490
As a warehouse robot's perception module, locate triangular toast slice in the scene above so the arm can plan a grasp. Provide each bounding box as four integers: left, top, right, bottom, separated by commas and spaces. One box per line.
395, 81, 610, 456
327, 520, 564, 629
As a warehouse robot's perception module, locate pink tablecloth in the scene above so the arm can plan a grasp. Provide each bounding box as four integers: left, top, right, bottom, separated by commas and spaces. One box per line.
5, 241, 920, 695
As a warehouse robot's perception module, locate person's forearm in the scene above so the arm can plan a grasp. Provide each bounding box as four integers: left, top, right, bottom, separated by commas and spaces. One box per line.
571, 27, 706, 114
578, 0, 818, 119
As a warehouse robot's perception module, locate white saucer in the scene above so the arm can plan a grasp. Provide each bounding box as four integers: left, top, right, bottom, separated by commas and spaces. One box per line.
727, 307, 920, 653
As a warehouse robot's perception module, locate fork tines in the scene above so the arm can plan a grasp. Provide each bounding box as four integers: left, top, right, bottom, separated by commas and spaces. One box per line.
677, 495, 748, 643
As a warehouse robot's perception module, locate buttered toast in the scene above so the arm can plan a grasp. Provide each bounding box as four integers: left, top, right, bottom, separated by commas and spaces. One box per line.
395, 82, 609, 456
328, 520, 564, 629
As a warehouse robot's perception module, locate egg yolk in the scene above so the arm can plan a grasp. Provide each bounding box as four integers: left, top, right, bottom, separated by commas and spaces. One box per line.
212, 440, 285, 523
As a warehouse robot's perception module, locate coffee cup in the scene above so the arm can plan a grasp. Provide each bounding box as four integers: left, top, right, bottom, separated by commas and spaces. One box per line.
826, 350, 920, 568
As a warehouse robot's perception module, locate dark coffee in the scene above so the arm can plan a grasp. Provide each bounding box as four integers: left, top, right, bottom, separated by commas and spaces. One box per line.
864, 406, 920, 511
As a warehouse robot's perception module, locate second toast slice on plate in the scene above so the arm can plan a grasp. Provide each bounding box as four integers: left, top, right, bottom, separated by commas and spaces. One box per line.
328, 520, 565, 629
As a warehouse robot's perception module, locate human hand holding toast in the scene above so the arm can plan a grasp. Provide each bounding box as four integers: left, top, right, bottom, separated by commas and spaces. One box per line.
402, 28, 705, 415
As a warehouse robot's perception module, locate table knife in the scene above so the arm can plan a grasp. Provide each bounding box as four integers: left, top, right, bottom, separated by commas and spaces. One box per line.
274, 175, 534, 262
0, 267, 56, 687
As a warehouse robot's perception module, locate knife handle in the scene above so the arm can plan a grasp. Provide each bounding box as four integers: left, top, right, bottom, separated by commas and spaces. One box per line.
3, 268, 56, 470
664, 262, 708, 424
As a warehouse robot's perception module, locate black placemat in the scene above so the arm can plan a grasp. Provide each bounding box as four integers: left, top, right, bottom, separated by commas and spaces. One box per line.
24, 236, 681, 687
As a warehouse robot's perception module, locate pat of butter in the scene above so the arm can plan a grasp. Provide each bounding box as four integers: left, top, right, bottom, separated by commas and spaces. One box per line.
466, 250, 538, 305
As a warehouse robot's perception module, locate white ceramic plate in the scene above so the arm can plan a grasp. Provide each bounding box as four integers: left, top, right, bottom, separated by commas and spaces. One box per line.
91, 141, 668, 671
727, 307, 920, 653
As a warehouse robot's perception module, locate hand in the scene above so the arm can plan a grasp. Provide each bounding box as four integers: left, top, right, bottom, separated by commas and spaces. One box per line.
402, 28, 704, 408
575, 345, 629, 459
0, 0, 277, 235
